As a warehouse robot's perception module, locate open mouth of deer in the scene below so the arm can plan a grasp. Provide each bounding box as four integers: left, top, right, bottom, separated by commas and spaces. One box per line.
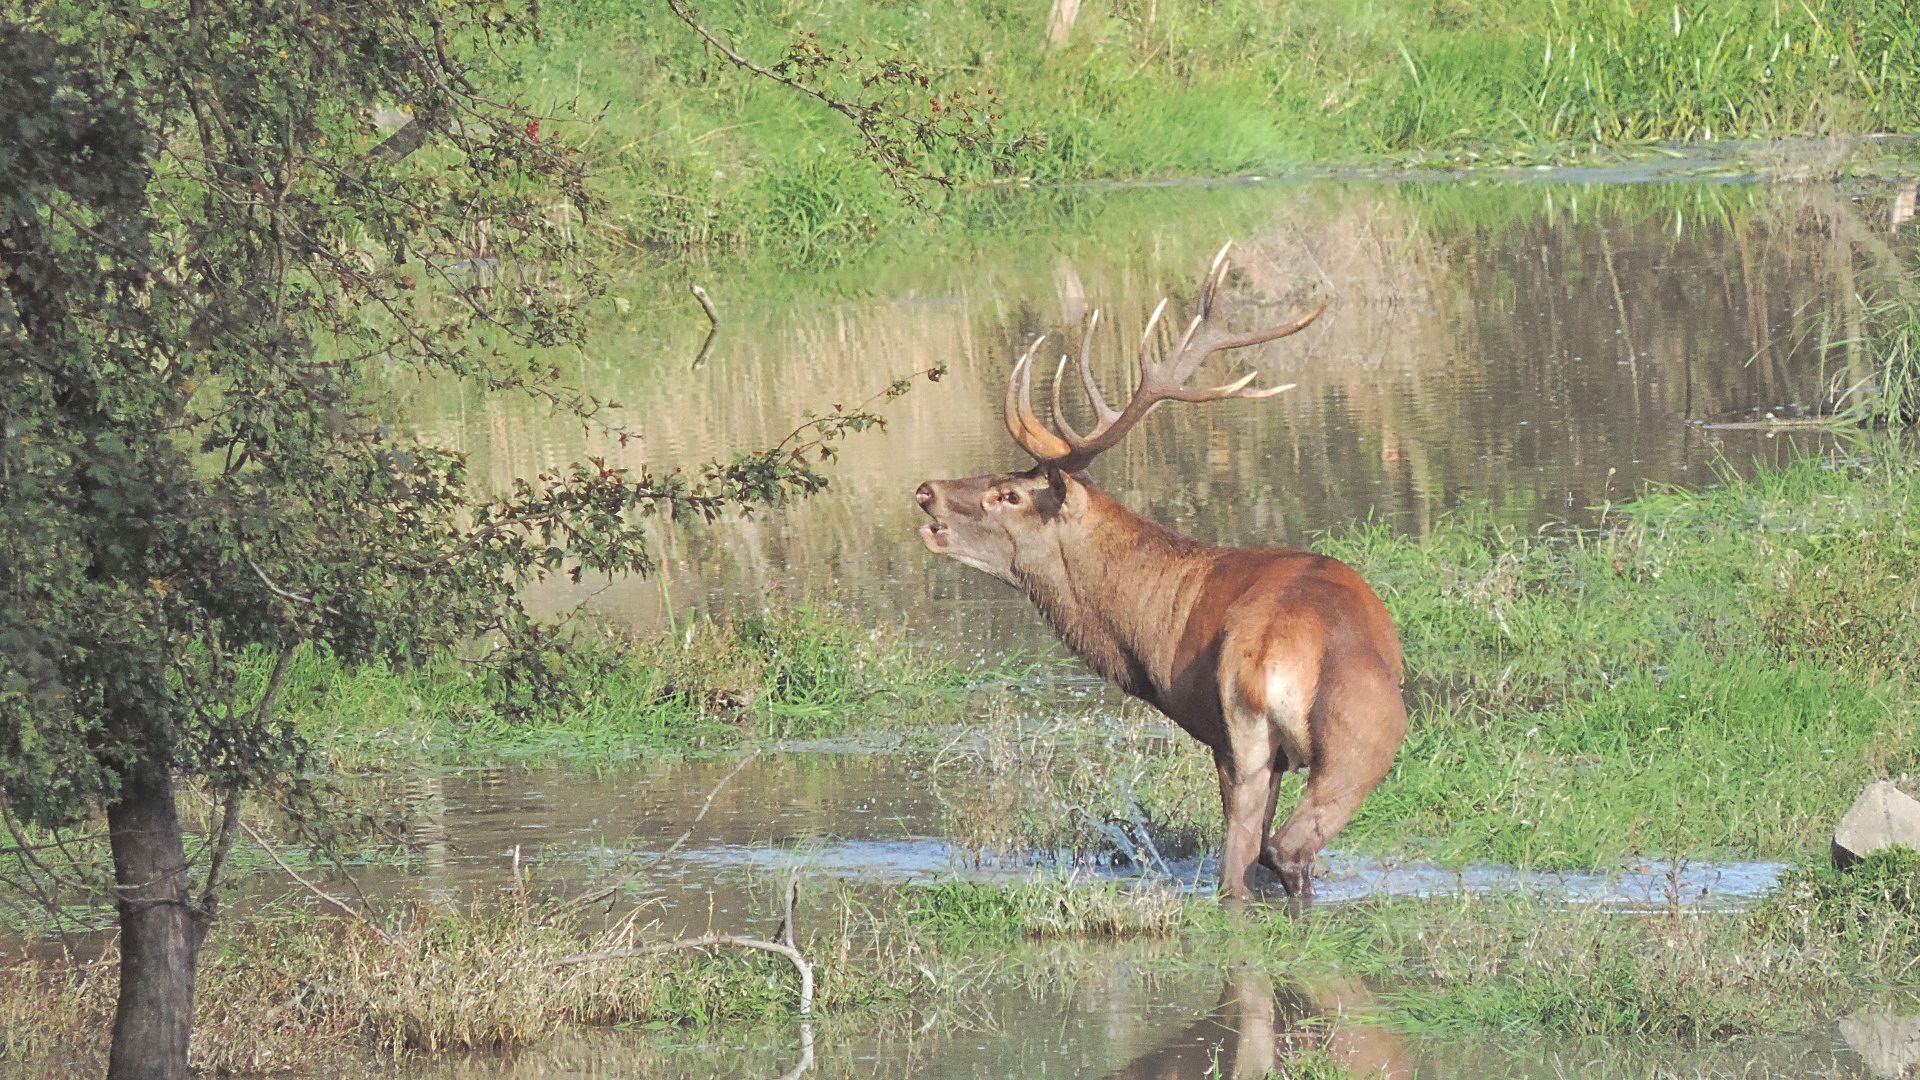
914, 483, 951, 551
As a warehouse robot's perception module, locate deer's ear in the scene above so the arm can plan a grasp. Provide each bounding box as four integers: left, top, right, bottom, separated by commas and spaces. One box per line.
1045, 465, 1068, 502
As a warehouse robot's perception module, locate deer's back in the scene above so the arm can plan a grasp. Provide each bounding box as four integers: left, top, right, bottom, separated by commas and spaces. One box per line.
1157, 546, 1402, 746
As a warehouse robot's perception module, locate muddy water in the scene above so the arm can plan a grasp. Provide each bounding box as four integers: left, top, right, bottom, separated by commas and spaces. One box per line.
415, 172, 1917, 654
318, 751, 1872, 1079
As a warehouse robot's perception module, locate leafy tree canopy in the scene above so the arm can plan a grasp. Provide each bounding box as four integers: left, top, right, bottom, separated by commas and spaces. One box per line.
0, 0, 935, 832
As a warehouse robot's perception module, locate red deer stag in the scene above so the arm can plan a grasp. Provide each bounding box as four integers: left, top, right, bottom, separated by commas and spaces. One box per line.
914, 242, 1407, 905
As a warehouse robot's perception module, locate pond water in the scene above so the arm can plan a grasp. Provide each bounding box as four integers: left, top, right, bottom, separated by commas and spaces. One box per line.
305, 750, 1889, 1080
414, 168, 1916, 655
395, 947, 1891, 1079
339, 751, 1791, 932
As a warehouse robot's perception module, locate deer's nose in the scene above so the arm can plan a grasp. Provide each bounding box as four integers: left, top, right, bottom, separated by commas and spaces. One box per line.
914, 483, 935, 508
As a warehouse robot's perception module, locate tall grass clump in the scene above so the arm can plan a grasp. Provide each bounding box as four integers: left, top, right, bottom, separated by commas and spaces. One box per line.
1837, 272, 1920, 428
1750, 846, 1920, 970
0, 896, 936, 1073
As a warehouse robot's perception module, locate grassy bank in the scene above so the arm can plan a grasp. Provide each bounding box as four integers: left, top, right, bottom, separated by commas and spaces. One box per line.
945, 451, 1920, 870
288, 451, 1919, 870
0, 893, 938, 1073
282, 607, 1000, 767
518, 0, 1920, 256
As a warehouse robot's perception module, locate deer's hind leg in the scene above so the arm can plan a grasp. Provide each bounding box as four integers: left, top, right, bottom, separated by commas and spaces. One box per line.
1213, 746, 1274, 902
1261, 654, 1406, 907
1220, 630, 1317, 902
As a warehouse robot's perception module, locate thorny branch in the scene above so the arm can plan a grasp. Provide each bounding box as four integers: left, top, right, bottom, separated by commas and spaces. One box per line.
556, 877, 813, 1017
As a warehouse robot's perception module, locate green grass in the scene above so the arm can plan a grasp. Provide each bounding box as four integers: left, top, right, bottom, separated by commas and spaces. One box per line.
943, 451, 1920, 870
903, 852, 1920, 1042
280, 607, 997, 766
507, 0, 1920, 258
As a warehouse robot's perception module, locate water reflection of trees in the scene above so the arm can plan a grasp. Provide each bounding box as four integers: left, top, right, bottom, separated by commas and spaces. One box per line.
410, 180, 1914, 646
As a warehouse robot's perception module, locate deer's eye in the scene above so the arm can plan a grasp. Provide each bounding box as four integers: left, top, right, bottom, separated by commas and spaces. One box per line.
1001, 490, 1022, 506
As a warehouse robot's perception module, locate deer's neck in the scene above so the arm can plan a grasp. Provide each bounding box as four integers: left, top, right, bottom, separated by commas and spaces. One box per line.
1014, 485, 1211, 701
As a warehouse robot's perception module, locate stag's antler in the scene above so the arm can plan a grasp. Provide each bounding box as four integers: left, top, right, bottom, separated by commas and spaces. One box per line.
1004, 241, 1325, 473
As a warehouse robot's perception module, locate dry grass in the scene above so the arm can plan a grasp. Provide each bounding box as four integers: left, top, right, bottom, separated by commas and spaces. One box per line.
0, 894, 940, 1074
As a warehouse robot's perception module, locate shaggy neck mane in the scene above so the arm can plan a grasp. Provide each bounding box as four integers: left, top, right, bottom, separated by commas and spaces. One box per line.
1014, 482, 1209, 698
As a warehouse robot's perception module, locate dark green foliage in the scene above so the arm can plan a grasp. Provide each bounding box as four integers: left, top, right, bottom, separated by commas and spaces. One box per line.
0, 1, 952, 833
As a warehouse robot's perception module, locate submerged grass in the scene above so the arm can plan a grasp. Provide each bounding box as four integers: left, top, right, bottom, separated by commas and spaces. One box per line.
904, 850, 1920, 1043
4, 854, 1913, 1071
944, 451, 1920, 871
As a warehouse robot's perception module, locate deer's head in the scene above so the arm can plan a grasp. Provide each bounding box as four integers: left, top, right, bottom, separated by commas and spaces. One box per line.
915, 242, 1324, 586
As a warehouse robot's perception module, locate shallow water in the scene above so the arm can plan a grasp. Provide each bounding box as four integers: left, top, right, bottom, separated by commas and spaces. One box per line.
382, 930, 1897, 1080
334, 752, 1790, 935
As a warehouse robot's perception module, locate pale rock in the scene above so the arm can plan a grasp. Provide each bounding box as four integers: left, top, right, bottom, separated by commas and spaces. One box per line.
1839, 1008, 1920, 1079
1832, 780, 1920, 870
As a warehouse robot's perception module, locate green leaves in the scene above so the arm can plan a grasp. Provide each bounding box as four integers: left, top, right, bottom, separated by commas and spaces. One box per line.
2, 5, 936, 830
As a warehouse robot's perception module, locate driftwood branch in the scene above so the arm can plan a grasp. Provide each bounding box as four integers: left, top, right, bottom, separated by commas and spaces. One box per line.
690, 283, 721, 369
554, 931, 815, 1016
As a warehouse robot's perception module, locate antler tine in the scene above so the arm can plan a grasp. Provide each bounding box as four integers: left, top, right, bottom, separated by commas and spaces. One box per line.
1165, 370, 1300, 403
1005, 336, 1074, 462
1002, 242, 1324, 473
1077, 308, 1120, 426
1137, 297, 1169, 360
1156, 312, 1211, 390
1049, 354, 1081, 441
1050, 307, 1106, 441
1197, 240, 1233, 319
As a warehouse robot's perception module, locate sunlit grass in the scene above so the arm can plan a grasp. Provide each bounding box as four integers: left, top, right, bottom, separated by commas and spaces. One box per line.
280, 607, 1000, 766
510, 0, 1920, 259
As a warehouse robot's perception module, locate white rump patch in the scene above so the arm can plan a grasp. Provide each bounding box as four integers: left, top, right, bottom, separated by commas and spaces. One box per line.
1265, 666, 1313, 770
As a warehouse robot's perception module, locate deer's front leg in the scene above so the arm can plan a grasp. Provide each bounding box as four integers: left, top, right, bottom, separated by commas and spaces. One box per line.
1214, 751, 1272, 901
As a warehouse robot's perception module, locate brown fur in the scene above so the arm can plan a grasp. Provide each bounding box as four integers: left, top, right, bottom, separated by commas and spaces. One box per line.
917, 470, 1407, 904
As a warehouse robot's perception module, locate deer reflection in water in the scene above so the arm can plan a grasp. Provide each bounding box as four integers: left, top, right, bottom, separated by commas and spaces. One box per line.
1106, 967, 1411, 1080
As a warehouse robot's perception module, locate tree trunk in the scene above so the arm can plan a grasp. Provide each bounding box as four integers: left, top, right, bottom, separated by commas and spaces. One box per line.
106, 764, 203, 1080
